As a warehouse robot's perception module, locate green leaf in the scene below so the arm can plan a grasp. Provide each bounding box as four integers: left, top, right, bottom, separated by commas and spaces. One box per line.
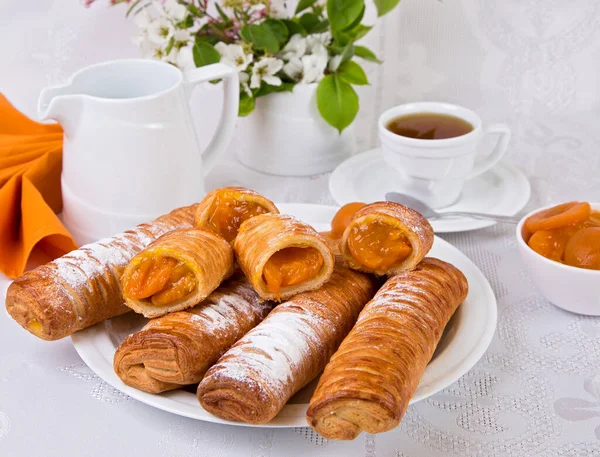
327, 0, 364, 34
255, 82, 295, 97
295, 0, 317, 14
165, 36, 175, 56
374, 0, 401, 16
354, 45, 381, 63
214, 2, 230, 22
195, 34, 220, 46
298, 12, 320, 34
336, 43, 355, 65
193, 41, 221, 67
345, 5, 365, 32
282, 19, 307, 37
239, 93, 256, 117
263, 19, 289, 45
186, 4, 202, 17
337, 60, 369, 85
240, 24, 280, 53
351, 24, 372, 40
126, 0, 143, 18
177, 14, 194, 29
316, 75, 359, 133
312, 19, 330, 34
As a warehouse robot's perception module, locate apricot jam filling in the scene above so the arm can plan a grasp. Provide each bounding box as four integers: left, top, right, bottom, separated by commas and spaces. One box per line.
525, 202, 600, 270
262, 247, 323, 297
123, 256, 197, 306
207, 195, 269, 242
330, 202, 367, 238
347, 220, 412, 270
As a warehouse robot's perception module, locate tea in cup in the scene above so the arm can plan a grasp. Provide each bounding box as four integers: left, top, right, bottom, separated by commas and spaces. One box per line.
378, 102, 511, 209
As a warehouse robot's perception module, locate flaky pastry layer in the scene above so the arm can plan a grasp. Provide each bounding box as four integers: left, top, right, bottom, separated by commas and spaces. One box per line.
5, 205, 197, 341
233, 214, 335, 301
340, 201, 434, 275
121, 228, 234, 318
306, 258, 468, 440
197, 267, 378, 424
114, 274, 274, 393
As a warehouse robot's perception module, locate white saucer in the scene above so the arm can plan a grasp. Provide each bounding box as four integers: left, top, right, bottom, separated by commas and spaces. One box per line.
329, 148, 531, 233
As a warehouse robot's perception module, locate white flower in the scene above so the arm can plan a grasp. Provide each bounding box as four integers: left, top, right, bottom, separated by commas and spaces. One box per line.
172, 28, 192, 46
239, 72, 252, 97
306, 32, 332, 53
283, 57, 303, 81
300, 53, 327, 84
134, 9, 152, 29
309, 43, 328, 59
215, 43, 254, 72
328, 54, 342, 72
176, 45, 195, 70
163, 0, 188, 22
248, 3, 267, 15
250, 57, 283, 88
279, 34, 307, 60
147, 17, 175, 45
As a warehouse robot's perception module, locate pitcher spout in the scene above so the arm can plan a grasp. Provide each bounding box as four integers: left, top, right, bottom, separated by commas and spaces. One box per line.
38, 84, 82, 131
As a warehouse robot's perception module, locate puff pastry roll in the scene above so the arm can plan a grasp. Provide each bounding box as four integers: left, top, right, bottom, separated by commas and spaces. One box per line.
5, 205, 196, 341
114, 274, 275, 394
233, 213, 335, 301
340, 201, 434, 276
121, 228, 234, 318
197, 268, 377, 424
306, 258, 468, 440
194, 186, 279, 242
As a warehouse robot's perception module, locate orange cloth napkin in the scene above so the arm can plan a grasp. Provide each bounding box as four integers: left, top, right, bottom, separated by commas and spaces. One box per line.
0, 94, 77, 278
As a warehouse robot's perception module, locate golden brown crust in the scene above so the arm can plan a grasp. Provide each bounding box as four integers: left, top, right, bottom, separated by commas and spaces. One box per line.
5, 205, 197, 341
194, 186, 279, 237
233, 214, 335, 301
121, 228, 235, 318
114, 274, 275, 394
197, 268, 378, 424
306, 258, 468, 440
340, 201, 434, 276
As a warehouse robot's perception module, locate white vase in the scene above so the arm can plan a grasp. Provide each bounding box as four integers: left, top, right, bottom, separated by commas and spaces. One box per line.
234, 83, 356, 176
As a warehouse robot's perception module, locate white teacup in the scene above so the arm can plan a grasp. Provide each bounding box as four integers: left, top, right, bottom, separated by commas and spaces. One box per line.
378, 102, 511, 209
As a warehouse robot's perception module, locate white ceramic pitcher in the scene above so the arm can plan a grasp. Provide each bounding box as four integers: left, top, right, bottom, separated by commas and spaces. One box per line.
38, 59, 239, 245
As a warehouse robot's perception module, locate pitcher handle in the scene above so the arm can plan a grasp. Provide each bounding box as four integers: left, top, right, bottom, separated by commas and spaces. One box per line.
183, 63, 239, 175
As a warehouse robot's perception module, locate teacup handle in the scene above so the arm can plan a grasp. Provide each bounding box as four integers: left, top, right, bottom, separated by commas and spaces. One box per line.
183, 63, 239, 175
468, 123, 511, 179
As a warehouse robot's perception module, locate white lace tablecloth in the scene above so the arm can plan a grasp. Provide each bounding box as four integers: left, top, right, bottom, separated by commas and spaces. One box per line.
2, 1, 600, 456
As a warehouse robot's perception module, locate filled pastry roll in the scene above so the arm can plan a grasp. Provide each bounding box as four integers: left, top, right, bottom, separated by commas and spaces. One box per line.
194, 186, 279, 242
197, 268, 377, 424
306, 258, 468, 440
114, 274, 275, 394
340, 201, 434, 276
233, 213, 335, 301
121, 228, 234, 318
5, 205, 197, 341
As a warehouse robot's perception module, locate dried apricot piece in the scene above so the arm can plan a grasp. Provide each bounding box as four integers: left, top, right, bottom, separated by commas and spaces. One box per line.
525, 202, 591, 233
564, 227, 600, 270
527, 229, 571, 261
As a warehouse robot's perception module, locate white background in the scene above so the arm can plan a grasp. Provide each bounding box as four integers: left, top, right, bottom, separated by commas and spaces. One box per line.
2, 1, 600, 456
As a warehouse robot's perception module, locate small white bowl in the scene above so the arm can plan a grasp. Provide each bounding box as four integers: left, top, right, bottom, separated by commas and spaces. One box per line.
516, 202, 600, 315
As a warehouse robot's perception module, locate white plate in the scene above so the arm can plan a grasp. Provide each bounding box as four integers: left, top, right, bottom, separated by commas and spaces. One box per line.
65, 203, 498, 428
329, 148, 531, 233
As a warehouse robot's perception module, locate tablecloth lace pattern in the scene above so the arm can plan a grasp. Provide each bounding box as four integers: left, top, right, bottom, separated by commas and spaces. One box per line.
1, 0, 600, 456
